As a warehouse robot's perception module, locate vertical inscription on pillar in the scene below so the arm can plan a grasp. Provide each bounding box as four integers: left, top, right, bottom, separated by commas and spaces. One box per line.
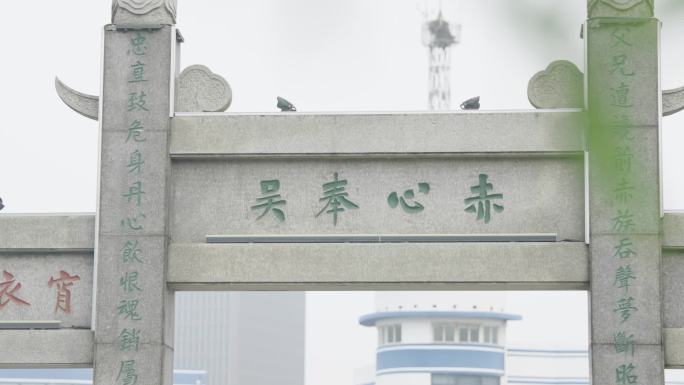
96, 25, 173, 385
588, 15, 662, 385
115, 30, 151, 385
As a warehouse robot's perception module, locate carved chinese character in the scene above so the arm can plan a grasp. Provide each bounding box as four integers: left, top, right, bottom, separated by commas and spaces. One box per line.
120, 272, 142, 294
128, 32, 147, 56
464, 174, 504, 224
611, 82, 633, 108
616, 363, 638, 385
127, 150, 144, 175
127, 91, 149, 112
117, 360, 138, 385
388, 183, 430, 214
316, 172, 359, 226
610, 55, 635, 77
614, 238, 637, 259
614, 331, 635, 357
117, 299, 142, 321
614, 146, 633, 173
123, 181, 145, 206
122, 240, 143, 263
614, 265, 636, 292
129, 61, 147, 83
611, 210, 635, 233
614, 178, 635, 204
0, 271, 30, 309
48, 271, 81, 314
126, 120, 146, 143
121, 214, 146, 231
119, 328, 140, 352
611, 27, 632, 48
251, 180, 286, 222
614, 296, 638, 323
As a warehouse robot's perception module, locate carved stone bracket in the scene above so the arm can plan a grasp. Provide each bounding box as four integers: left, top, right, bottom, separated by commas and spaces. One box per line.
176, 65, 232, 113
55, 78, 99, 121
663, 86, 684, 117
527, 60, 584, 109
112, 0, 177, 25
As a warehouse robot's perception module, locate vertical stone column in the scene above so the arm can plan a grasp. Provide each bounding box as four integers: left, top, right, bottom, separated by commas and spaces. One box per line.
587, 0, 663, 384
93, 2, 176, 385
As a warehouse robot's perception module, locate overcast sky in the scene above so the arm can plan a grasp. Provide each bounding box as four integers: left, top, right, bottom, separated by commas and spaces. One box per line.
1, 1, 683, 384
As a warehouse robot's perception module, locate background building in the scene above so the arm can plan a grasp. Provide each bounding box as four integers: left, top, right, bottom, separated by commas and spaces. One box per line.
357, 292, 520, 385
356, 293, 684, 385
174, 292, 305, 385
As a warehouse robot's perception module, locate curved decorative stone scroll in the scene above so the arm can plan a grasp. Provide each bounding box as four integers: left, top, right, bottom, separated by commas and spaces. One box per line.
588, 0, 654, 18
176, 65, 232, 113
527, 60, 584, 109
112, 0, 177, 25
663, 86, 684, 117
55, 78, 99, 121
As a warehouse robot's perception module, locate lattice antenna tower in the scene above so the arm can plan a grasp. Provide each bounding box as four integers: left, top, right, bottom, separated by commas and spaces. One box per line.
422, 1, 461, 110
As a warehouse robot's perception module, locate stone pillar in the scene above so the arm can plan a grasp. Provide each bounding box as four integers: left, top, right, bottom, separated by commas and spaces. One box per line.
586, 0, 663, 384
93, 2, 177, 385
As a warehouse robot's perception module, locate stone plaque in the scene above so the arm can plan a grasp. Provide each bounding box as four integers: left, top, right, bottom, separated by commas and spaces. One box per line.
0, 253, 92, 328
170, 157, 585, 242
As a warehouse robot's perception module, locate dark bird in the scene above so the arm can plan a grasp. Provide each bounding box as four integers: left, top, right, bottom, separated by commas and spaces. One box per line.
460, 96, 480, 110
0, 198, 4, 211
277, 96, 297, 112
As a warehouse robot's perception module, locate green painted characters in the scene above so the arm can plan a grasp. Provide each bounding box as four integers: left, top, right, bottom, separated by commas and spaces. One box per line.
464, 174, 503, 224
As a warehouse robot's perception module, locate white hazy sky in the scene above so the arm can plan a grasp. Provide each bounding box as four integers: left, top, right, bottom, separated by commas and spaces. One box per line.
1, 1, 683, 385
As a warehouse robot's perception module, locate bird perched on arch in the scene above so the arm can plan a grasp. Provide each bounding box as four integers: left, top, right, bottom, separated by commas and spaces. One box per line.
460, 96, 480, 110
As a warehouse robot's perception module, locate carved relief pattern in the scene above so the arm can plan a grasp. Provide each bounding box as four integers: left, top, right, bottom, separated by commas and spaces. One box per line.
527, 60, 584, 109
177, 65, 232, 112
112, 0, 177, 21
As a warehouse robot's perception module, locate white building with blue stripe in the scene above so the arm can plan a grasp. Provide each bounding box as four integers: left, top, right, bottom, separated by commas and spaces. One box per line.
357, 293, 684, 385
358, 292, 519, 385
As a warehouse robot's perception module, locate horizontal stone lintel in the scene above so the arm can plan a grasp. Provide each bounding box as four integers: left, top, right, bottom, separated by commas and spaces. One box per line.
167, 242, 588, 290
0, 329, 93, 368
0, 214, 95, 251
663, 212, 684, 249
171, 110, 586, 157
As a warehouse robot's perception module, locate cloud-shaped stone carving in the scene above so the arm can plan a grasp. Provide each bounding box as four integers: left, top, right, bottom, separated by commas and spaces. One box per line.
588, 0, 653, 18
112, 0, 177, 24
527, 60, 583, 109
176, 65, 232, 113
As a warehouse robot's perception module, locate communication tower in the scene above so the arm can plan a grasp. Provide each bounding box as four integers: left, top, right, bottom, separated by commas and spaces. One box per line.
422, 8, 461, 110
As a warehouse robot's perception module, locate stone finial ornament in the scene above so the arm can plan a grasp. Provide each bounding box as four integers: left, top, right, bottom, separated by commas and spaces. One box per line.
588, 0, 654, 18
528, 60, 584, 109
176, 65, 232, 112
112, 0, 177, 25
